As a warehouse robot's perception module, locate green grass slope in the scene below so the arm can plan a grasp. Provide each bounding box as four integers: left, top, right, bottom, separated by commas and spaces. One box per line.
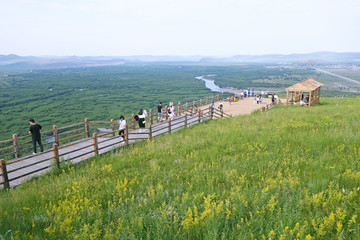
1, 98, 360, 239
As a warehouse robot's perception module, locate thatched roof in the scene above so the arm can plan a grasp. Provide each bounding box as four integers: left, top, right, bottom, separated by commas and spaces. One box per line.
286, 78, 323, 92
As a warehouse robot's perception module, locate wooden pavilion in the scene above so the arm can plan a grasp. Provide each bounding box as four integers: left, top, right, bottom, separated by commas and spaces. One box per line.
286, 78, 323, 106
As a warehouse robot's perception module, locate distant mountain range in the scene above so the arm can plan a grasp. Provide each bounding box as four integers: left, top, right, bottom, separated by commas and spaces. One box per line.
1, 52, 359, 69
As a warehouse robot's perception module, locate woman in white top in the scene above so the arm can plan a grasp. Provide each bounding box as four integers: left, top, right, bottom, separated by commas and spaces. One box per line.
118, 115, 126, 139
138, 109, 146, 129
169, 102, 175, 120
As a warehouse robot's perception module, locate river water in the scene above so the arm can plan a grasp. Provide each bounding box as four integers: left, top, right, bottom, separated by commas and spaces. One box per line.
196, 75, 242, 94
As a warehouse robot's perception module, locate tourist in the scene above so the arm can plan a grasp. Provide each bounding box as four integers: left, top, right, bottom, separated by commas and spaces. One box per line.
229, 97, 232, 105
118, 115, 126, 140
259, 95, 263, 104
211, 102, 215, 116
157, 102, 163, 122
265, 90, 268, 98
193, 104, 198, 115
169, 102, 175, 120
138, 109, 146, 131
274, 93, 279, 104
240, 91, 244, 100
29, 118, 44, 155
271, 94, 275, 104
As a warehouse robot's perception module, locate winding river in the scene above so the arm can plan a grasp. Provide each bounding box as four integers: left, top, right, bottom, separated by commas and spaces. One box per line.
196, 75, 242, 94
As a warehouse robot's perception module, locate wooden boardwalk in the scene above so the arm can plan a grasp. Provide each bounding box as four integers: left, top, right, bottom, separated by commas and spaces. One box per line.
1, 96, 278, 189
2, 114, 205, 188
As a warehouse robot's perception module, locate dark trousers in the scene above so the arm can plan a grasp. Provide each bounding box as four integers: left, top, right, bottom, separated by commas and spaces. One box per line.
118, 129, 125, 138
139, 118, 146, 128
32, 138, 44, 153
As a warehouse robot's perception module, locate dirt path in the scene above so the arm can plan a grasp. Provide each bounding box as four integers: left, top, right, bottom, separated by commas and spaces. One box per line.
199, 97, 273, 116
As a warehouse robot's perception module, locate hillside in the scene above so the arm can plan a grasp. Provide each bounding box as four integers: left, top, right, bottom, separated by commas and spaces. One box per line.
1, 52, 360, 69
1, 98, 360, 239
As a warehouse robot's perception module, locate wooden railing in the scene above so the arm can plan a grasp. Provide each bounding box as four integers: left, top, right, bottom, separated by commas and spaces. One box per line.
0, 94, 238, 188
252, 99, 282, 114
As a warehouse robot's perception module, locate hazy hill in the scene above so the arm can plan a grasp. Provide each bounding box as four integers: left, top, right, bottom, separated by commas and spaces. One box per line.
1, 52, 360, 69
200, 51, 360, 63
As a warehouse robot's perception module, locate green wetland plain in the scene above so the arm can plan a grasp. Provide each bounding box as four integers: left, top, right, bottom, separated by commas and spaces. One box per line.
0, 64, 360, 239
0, 64, 355, 140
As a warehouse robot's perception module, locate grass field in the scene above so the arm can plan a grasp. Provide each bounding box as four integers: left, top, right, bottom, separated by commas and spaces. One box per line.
1, 98, 359, 239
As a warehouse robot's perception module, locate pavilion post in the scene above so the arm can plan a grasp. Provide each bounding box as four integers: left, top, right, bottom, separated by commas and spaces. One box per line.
286, 91, 289, 104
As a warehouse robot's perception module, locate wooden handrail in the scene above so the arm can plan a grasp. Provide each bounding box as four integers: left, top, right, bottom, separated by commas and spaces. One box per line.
0, 94, 224, 162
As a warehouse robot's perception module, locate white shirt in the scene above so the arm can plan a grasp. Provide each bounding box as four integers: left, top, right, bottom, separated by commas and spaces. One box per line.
119, 119, 126, 130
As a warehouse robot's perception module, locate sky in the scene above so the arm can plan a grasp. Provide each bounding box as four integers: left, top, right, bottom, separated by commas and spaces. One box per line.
1, 0, 359, 57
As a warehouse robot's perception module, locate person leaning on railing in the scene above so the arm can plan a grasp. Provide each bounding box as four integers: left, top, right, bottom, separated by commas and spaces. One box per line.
169, 102, 175, 120
157, 102, 163, 122
118, 115, 126, 139
138, 109, 147, 132
29, 118, 44, 155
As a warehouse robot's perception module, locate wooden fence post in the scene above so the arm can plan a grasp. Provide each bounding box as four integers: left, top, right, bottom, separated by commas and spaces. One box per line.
12, 134, 20, 158
200, 99, 202, 107
110, 119, 115, 136
85, 118, 90, 138
184, 114, 188, 127
168, 118, 171, 133
53, 143, 60, 168
221, 109, 224, 118
198, 109, 201, 123
165, 106, 168, 120
177, 102, 181, 116
209, 106, 213, 119
125, 125, 129, 146
150, 110, 153, 124
0, 159, 10, 189
206, 97, 208, 105
148, 125, 152, 140
185, 103, 188, 112
53, 125, 59, 146
131, 114, 135, 130
93, 132, 99, 155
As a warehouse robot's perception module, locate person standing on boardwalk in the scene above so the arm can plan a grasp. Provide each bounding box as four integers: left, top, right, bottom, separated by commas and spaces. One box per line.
118, 115, 126, 139
138, 109, 146, 131
219, 100, 223, 111
193, 104, 198, 116
169, 102, 175, 120
157, 102, 163, 122
29, 118, 43, 155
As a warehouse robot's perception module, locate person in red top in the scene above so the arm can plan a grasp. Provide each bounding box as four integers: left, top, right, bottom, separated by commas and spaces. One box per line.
29, 118, 44, 155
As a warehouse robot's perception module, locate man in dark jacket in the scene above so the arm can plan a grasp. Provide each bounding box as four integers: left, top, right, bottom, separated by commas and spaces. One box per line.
29, 118, 44, 155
